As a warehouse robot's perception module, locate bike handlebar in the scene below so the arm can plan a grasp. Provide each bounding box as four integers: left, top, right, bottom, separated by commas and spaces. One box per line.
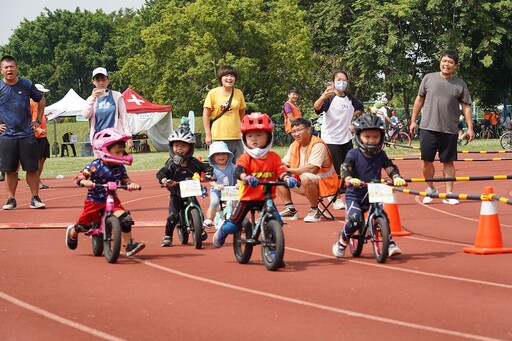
79, 182, 141, 190
242, 179, 302, 188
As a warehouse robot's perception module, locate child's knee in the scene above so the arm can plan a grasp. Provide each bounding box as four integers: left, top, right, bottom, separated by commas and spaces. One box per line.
221, 220, 240, 235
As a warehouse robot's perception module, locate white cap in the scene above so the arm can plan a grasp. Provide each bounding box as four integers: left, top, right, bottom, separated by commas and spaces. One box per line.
35, 83, 50, 93
92, 67, 108, 78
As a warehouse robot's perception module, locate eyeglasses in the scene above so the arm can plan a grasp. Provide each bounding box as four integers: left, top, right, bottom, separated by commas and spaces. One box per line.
291, 127, 307, 135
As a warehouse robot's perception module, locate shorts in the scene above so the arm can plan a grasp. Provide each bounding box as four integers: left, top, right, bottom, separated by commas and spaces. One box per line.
419, 129, 458, 163
327, 142, 353, 175
0, 136, 39, 172
209, 189, 221, 209
37, 137, 50, 159
290, 172, 318, 196
76, 198, 125, 225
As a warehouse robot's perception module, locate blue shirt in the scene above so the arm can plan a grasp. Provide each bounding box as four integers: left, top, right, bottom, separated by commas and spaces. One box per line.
94, 91, 116, 133
0, 78, 43, 139
81, 159, 129, 203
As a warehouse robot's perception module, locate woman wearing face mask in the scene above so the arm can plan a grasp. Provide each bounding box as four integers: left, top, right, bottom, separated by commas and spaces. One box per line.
313, 70, 364, 210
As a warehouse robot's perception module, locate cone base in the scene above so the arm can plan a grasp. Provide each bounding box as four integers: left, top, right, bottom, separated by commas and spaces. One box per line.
463, 246, 512, 255
391, 230, 411, 236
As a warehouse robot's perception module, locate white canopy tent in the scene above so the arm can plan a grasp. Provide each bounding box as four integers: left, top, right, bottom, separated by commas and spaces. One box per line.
45, 89, 87, 121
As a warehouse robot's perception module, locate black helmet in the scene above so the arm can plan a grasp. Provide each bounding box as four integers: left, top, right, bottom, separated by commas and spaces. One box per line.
168, 128, 196, 164
353, 114, 385, 156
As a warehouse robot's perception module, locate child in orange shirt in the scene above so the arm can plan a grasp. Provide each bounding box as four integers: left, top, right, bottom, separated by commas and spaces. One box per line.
212, 113, 298, 248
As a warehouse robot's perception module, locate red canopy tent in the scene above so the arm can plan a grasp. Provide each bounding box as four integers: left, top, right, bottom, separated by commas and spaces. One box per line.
122, 88, 173, 152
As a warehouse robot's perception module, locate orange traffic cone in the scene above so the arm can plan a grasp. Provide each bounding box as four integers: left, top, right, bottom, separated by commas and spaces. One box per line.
464, 187, 512, 255
384, 193, 410, 236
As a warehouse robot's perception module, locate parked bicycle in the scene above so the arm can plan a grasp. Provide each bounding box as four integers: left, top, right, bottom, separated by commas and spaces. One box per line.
347, 181, 395, 264
232, 180, 299, 271
86, 182, 139, 264
499, 130, 512, 149
163, 176, 208, 249
385, 122, 411, 147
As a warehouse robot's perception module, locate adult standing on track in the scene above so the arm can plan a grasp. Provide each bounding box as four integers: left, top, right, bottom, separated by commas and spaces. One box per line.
203, 66, 246, 162
283, 87, 302, 143
313, 70, 364, 210
0, 55, 46, 210
82, 67, 133, 149
410, 50, 474, 205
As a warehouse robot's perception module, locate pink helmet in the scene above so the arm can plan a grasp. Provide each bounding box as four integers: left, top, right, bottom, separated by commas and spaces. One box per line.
93, 128, 133, 165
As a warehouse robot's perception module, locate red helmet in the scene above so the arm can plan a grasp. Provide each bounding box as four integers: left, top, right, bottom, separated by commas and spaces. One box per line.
240, 112, 274, 134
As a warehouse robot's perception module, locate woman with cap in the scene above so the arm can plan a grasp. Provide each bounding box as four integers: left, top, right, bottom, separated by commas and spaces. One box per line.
31, 83, 51, 189
82, 67, 133, 149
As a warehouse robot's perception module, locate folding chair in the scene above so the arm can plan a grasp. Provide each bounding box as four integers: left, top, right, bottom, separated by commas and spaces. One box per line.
317, 177, 343, 220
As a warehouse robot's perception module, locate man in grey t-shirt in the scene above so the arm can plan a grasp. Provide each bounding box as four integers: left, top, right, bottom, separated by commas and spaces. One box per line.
410, 50, 474, 205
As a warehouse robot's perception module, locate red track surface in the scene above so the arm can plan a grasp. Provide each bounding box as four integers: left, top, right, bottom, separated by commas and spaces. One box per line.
1, 155, 512, 340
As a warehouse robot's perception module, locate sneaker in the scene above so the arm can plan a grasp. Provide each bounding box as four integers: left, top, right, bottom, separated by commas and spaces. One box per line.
30, 196, 46, 209
422, 187, 438, 204
388, 242, 402, 257
213, 230, 226, 248
332, 241, 346, 258
304, 208, 321, 223
442, 193, 460, 205
201, 230, 208, 241
39, 183, 49, 189
66, 225, 78, 250
125, 240, 145, 256
279, 207, 298, 220
2, 197, 17, 210
0, 172, 4, 181
203, 219, 213, 229
332, 198, 345, 210
161, 236, 172, 247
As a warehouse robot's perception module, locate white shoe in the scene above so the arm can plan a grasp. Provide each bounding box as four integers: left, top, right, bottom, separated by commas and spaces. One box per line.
202, 219, 213, 229
442, 193, 459, 205
279, 207, 299, 220
332, 198, 345, 210
388, 242, 402, 257
304, 209, 321, 223
422, 187, 438, 204
332, 241, 346, 258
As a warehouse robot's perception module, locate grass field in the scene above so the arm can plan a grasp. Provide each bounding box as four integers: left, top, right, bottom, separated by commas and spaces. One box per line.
33, 133, 504, 180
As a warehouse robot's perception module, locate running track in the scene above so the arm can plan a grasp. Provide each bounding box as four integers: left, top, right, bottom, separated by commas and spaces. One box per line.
1, 155, 511, 340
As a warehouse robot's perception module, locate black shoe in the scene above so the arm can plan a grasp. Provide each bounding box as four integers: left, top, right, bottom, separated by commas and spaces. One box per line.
3, 197, 17, 210
66, 225, 78, 250
30, 196, 46, 209
126, 240, 145, 256
201, 230, 208, 241
0, 172, 4, 181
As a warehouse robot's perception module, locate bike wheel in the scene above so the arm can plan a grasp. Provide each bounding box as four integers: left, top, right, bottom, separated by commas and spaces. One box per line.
348, 227, 364, 257
261, 219, 285, 271
189, 208, 203, 249
371, 217, 390, 264
500, 132, 512, 150
103, 216, 122, 264
233, 218, 253, 264
398, 132, 411, 146
177, 226, 189, 245
91, 234, 103, 256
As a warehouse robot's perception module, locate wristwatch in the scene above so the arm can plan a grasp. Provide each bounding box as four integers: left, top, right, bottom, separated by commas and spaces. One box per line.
32, 119, 41, 124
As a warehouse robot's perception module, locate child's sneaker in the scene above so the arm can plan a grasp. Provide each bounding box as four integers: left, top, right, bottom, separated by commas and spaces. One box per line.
203, 219, 213, 229
30, 196, 46, 209
2, 197, 17, 210
388, 241, 402, 257
279, 207, 298, 220
422, 187, 438, 204
161, 236, 172, 247
332, 241, 346, 258
213, 230, 226, 248
66, 225, 78, 250
304, 208, 321, 223
125, 240, 145, 256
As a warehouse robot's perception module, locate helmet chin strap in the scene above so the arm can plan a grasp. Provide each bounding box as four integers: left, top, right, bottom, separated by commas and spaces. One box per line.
173, 154, 184, 165
243, 136, 274, 159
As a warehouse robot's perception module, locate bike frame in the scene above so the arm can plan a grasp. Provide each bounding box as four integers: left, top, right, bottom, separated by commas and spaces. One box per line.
182, 196, 204, 226
364, 202, 389, 240
87, 182, 121, 238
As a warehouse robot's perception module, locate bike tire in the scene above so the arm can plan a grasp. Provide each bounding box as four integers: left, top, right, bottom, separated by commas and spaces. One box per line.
348, 227, 364, 257
91, 234, 103, 256
372, 217, 390, 264
103, 216, 122, 264
233, 218, 253, 264
261, 219, 285, 271
500, 132, 512, 150
189, 208, 203, 249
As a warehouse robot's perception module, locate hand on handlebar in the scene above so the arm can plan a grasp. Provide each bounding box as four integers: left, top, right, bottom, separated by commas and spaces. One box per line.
163, 179, 176, 188
127, 183, 141, 191
392, 176, 406, 187
81, 180, 95, 189
284, 176, 299, 189
348, 178, 362, 188
244, 175, 259, 188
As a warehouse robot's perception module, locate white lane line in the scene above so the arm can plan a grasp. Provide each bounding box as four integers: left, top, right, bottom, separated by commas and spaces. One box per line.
286, 247, 512, 289
0, 291, 126, 341
132, 257, 503, 341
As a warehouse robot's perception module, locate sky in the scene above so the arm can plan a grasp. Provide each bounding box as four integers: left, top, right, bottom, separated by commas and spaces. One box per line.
1, 0, 148, 46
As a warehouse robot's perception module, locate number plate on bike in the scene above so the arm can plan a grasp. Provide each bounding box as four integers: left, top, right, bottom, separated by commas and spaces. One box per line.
367, 183, 393, 203
179, 179, 202, 197
221, 186, 239, 201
